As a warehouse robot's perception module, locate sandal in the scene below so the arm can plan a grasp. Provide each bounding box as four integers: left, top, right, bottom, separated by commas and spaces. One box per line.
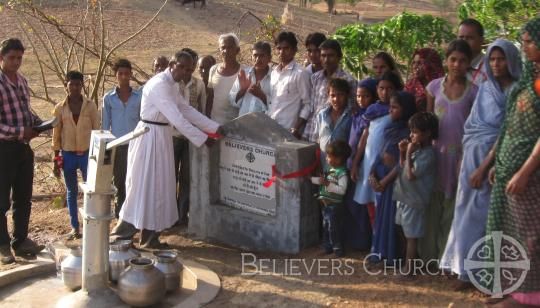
66, 229, 82, 240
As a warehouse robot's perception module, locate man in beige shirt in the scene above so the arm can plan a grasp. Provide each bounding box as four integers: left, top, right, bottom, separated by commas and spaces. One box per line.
52, 70, 100, 239
174, 51, 206, 225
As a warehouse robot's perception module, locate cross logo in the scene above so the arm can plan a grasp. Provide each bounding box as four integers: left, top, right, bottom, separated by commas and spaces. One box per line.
464, 231, 530, 298
245, 151, 255, 163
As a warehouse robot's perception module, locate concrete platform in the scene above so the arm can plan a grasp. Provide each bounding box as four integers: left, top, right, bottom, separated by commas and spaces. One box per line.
0, 251, 220, 307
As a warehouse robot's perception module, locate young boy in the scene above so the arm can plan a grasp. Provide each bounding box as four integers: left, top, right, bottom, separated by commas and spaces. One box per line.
314, 78, 352, 171
393, 112, 439, 276
269, 31, 311, 137
52, 71, 100, 239
304, 32, 326, 75
197, 55, 216, 90
153, 56, 169, 75
102, 58, 142, 218
312, 140, 352, 257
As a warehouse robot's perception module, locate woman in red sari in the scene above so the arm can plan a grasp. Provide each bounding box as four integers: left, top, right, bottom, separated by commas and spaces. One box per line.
404, 48, 444, 111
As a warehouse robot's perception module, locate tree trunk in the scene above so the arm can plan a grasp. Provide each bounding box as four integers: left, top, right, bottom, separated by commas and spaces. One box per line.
326, 0, 335, 14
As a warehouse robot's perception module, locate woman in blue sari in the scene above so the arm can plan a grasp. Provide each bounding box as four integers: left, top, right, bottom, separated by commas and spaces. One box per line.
440, 39, 522, 288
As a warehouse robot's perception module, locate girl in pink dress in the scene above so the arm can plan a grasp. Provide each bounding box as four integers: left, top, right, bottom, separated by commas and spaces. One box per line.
419, 40, 479, 262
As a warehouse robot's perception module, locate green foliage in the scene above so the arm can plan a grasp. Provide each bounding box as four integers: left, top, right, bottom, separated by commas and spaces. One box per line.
458, 0, 540, 41
51, 196, 64, 209
256, 14, 281, 42
333, 12, 455, 78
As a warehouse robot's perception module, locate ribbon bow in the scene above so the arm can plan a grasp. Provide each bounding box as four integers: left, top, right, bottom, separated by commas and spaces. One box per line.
262, 149, 320, 188
206, 132, 224, 140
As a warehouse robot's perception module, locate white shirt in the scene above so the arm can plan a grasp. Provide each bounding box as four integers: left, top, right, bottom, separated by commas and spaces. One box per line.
269, 60, 311, 130
468, 52, 487, 85
305, 63, 315, 76
229, 66, 272, 116
143, 69, 219, 147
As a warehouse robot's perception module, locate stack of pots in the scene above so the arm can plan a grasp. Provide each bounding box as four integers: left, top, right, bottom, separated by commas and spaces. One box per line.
153, 250, 183, 292
117, 257, 166, 307
60, 247, 82, 290
109, 240, 140, 282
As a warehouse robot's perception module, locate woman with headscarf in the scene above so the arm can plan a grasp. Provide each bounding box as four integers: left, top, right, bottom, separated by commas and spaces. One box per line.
404, 48, 445, 111
440, 39, 522, 290
486, 17, 540, 307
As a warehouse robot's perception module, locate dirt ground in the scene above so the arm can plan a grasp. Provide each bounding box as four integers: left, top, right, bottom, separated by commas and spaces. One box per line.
0, 0, 485, 306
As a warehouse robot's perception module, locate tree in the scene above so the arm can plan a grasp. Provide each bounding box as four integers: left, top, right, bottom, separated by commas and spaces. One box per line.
333, 12, 454, 78
458, 0, 540, 41
325, 0, 335, 14
1, 0, 168, 105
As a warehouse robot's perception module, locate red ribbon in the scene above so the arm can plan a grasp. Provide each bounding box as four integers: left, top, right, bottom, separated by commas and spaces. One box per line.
206, 132, 223, 140
262, 148, 320, 188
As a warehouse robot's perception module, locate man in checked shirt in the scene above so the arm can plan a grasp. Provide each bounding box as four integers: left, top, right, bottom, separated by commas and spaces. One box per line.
0, 38, 45, 264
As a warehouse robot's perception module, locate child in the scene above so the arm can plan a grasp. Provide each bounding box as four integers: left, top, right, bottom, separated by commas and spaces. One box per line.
52, 71, 100, 239
419, 39, 478, 262
197, 55, 217, 90
368, 91, 417, 264
312, 140, 352, 257
348, 78, 378, 169
304, 32, 326, 75
351, 72, 403, 221
102, 58, 142, 218
315, 78, 352, 171
393, 112, 439, 277
441, 39, 522, 289
372, 52, 404, 84
344, 77, 378, 251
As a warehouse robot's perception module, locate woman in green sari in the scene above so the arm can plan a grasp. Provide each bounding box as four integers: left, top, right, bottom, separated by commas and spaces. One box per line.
487, 17, 540, 307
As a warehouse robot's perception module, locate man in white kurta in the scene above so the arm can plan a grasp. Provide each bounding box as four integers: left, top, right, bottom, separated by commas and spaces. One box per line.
111, 53, 220, 248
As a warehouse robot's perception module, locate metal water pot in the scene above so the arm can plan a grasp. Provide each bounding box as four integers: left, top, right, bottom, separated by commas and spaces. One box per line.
60, 247, 82, 290
109, 240, 140, 282
153, 250, 183, 292
117, 257, 166, 307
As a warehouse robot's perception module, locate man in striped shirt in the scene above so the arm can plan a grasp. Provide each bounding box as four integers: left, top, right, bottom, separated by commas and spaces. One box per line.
0, 38, 45, 264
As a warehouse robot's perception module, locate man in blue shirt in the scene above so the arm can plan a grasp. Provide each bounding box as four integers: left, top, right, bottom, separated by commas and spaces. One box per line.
102, 58, 141, 218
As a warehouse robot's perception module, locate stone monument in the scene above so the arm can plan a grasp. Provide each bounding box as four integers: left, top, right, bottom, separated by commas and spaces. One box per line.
189, 113, 320, 254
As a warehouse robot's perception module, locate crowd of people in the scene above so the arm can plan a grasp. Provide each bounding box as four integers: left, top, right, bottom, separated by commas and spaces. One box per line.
0, 13, 538, 306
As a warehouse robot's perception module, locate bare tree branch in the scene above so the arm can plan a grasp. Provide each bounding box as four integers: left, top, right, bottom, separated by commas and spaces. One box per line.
16, 16, 53, 104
